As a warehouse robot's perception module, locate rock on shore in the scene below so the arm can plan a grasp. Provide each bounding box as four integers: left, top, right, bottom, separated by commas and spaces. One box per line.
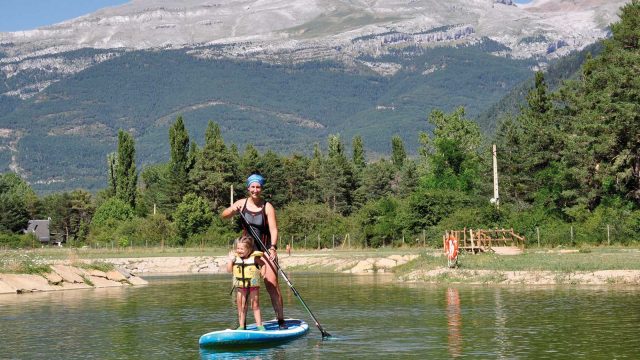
0, 264, 148, 295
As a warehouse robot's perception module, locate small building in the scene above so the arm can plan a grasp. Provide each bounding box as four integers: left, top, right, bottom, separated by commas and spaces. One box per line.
24, 219, 51, 245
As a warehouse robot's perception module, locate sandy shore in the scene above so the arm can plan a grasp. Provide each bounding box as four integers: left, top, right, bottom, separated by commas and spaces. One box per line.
99, 253, 420, 275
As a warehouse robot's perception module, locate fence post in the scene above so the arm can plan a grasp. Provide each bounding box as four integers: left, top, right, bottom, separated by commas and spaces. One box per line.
422, 229, 425, 247
536, 227, 540, 247
317, 234, 320, 249
570, 226, 574, 245
607, 224, 610, 245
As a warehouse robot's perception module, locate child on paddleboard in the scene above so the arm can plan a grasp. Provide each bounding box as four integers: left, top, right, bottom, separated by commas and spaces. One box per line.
227, 235, 266, 330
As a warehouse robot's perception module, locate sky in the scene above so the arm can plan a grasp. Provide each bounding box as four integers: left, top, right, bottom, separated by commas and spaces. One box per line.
0, 0, 130, 32
0, 0, 534, 33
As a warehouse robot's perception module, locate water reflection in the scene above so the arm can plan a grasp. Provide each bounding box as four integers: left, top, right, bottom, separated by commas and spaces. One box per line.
446, 287, 462, 358
494, 289, 511, 359
200, 346, 287, 360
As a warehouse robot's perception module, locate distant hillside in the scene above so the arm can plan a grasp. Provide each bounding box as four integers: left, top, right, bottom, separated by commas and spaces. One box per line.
0, 41, 534, 192
476, 41, 605, 133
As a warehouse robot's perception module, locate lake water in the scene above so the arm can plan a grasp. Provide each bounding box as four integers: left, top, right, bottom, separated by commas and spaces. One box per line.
1, 273, 639, 359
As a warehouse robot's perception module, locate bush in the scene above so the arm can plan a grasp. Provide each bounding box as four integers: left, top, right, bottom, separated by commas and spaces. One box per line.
185, 217, 238, 247
91, 197, 134, 227
136, 214, 176, 247
173, 193, 213, 244
279, 201, 348, 248
351, 197, 401, 248
0, 232, 39, 249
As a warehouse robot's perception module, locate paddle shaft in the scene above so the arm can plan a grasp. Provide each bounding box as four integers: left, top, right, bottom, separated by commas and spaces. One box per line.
238, 211, 332, 338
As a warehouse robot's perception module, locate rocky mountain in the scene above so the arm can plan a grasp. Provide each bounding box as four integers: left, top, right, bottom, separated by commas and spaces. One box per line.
0, 0, 628, 192
0, 0, 625, 99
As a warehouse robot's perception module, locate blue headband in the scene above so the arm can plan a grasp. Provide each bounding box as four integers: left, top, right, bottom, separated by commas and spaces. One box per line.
246, 174, 265, 187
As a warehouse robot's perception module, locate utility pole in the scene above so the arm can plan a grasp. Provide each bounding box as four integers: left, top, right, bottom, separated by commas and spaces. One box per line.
492, 144, 500, 209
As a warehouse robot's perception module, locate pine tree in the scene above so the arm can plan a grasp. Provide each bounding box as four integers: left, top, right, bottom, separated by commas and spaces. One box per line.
115, 130, 137, 208
559, 0, 640, 206
167, 116, 191, 208
320, 134, 356, 214
256, 150, 287, 206
422, 107, 482, 192
190, 121, 235, 210
352, 135, 366, 170
306, 143, 324, 203
106, 152, 117, 197
391, 135, 407, 169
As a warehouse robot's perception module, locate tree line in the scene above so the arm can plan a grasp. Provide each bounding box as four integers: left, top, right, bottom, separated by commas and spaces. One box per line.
1, 1, 639, 249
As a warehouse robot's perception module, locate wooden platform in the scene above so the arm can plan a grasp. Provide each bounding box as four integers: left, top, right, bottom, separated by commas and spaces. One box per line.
445, 228, 525, 254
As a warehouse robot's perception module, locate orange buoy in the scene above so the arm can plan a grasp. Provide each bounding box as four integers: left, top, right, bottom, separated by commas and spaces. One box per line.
444, 235, 459, 261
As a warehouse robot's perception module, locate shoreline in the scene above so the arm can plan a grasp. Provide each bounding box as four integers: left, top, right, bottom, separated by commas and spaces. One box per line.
2, 250, 640, 294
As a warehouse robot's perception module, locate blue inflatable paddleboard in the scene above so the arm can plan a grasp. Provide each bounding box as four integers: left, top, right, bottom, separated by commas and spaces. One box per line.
199, 319, 309, 347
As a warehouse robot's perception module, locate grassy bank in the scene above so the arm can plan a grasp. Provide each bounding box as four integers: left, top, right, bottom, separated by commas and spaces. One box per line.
2, 246, 640, 276
396, 247, 640, 274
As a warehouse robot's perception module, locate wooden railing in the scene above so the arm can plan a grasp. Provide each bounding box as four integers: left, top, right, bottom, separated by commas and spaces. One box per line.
444, 228, 526, 253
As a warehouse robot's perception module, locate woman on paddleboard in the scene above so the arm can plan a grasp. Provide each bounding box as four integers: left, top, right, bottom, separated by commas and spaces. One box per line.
221, 173, 287, 330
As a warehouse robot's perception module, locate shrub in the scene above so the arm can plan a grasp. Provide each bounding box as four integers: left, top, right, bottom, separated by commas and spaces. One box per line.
173, 193, 213, 244
91, 197, 134, 227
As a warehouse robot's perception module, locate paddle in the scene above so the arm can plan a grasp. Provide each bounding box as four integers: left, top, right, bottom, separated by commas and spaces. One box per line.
238, 210, 332, 338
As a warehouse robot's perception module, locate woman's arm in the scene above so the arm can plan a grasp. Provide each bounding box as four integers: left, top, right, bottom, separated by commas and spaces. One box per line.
266, 202, 278, 251
221, 199, 243, 219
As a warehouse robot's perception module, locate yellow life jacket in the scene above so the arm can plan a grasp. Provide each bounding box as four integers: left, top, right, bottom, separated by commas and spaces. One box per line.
232, 251, 263, 288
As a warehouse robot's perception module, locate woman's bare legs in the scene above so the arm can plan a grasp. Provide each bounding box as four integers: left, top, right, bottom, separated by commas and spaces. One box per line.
262, 257, 284, 322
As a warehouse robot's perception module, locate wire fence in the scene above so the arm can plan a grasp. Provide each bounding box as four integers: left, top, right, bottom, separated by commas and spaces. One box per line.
2, 223, 636, 252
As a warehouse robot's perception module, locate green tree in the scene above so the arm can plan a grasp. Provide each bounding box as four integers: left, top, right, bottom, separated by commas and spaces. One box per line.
353, 197, 401, 248
190, 121, 236, 211
421, 107, 482, 192
282, 153, 312, 204
167, 116, 192, 209
352, 135, 366, 171
557, 0, 640, 207
0, 173, 36, 233
319, 135, 356, 214
306, 143, 324, 203
354, 159, 395, 207
391, 135, 407, 169
115, 130, 137, 208
139, 164, 171, 216
278, 201, 347, 248
173, 193, 213, 244
40, 189, 94, 245
106, 152, 117, 197
138, 213, 175, 247
396, 160, 419, 197
91, 197, 134, 227
254, 150, 288, 206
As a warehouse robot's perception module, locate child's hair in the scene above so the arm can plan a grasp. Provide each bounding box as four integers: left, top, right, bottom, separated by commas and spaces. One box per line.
235, 235, 254, 250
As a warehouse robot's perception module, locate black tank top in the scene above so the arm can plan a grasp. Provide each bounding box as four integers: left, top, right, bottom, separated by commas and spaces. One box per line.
241, 199, 271, 251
